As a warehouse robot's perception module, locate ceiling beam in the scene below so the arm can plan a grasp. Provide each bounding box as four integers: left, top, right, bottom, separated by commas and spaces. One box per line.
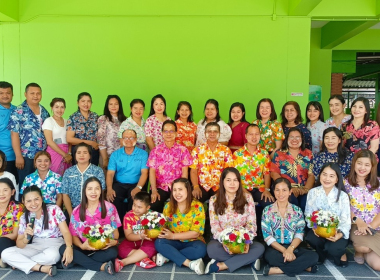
0, 0, 19, 21
289, 0, 322, 16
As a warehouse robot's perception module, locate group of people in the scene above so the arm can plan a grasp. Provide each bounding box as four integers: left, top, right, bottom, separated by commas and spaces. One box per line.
0, 80, 379, 277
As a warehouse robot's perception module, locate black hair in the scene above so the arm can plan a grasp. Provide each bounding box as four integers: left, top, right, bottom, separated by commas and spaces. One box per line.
175, 101, 194, 122
0, 177, 17, 204
25, 83, 41, 92
306, 101, 325, 124
321, 127, 349, 164
149, 94, 167, 117
346, 97, 371, 127
228, 102, 247, 124
205, 122, 220, 133
245, 123, 260, 134
316, 162, 345, 202
281, 127, 306, 151
202, 99, 221, 125
162, 119, 177, 132
50, 97, 66, 108
256, 98, 277, 121
74, 142, 92, 164
328, 94, 346, 105
134, 191, 151, 206
273, 177, 292, 191
79, 177, 106, 222
22, 186, 49, 230
77, 92, 92, 111
130, 99, 145, 117
0, 81, 13, 91
102, 95, 127, 123
0, 150, 6, 173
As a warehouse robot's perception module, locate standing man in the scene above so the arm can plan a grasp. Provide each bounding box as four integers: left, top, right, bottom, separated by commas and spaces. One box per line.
8, 83, 49, 184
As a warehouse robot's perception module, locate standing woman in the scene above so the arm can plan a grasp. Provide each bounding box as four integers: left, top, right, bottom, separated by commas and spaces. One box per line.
326, 95, 351, 129
59, 177, 121, 275
97, 95, 126, 170
228, 102, 249, 154
118, 99, 148, 151
253, 98, 284, 157
306, 101, 328, 155
341, 97, 380, 155
281, 101, 312, 150
145, 94, 171, 151
344, 150, 380, 270
206, 167, 264, 274
195, 99, 232, 146
66, 92, 99, 166
42, 98, 72, 175
175, 101, 197, 153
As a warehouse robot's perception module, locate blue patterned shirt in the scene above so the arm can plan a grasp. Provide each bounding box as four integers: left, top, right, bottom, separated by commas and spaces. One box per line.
283, 123, 312, 151
7, 101, 50, 159
66, 110, 98, 142
312, 150, 353, 179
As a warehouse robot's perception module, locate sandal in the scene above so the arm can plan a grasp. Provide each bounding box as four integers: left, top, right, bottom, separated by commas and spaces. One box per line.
136, 258, 157, 269
104, 260, 115, 275
115, 258, 124, 273
38, 265, 57, 277
354, 256, 365, 265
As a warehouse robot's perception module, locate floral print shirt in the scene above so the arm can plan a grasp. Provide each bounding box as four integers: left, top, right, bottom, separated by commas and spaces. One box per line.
326, 115, 351, 129
209, 192, 257, 241
69, 201, 121, 242
195, 119, 232, 146
144, 115, 171, 147
21, 170, 62, 204
190, 143, 233, 192
0, 201, 24, 236
163, 199, 205, 243
97, 115, 121, 156
270, 149, 313, 186
123, 210, 147, 233
342, 120, 380, 154
312, 151, 353, 178
307, 120, 329, 155
118, 117, 147, 151
233, 145, 270, 191
7, 101, 50, 159
19, 205, 65, 238
344, 179, 380, 231
283, 123, 312, 151
147, 143, 192, 192
261, 202, 305, 246
305, 186, 351, 239
175, 119, 197, 153
252, 119, 284, 153
67, 110, 98, 142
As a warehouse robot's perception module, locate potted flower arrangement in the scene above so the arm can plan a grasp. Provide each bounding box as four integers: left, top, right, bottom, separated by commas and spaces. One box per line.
82, 224, 114, 249
307, 210, 339, 238
137, 211, 167, 239
219, 227, 254, 254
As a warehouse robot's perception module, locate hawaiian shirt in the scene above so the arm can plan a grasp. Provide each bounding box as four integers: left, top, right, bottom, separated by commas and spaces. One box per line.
190, 143, 233, 192
0, 103, 16, 161
21, 170, 62, 204
163, 199, 205, 242
305, 186, 351, 239
307, 120, 329, 155
97, 115, 121, 156
326, 115, 351, 129
270, 149, 313, 186
233, 145, 270, 191
19, 205, 65, 238
252, 119, 284, 153
261, 202, 305, 246
195, 119, 232, 146
342, 120, 380, 154
283, 123, 312, 151
147, 143, 192, 192
209, 193, 257, 241
61, 164, 105, 208
0, 201, 24, 236
7, 101, 50, 159
123, 209, 149, 233
118, 117, 147, 151
175, 119, 197, 153
344, 178, 380, 231
69, 201, 121, 242
312, 151, 353, 178
66, 110, 98, 142
144, 115, 171, 147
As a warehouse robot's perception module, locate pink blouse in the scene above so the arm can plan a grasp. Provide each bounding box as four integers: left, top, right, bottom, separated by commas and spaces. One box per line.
144, 115, 171, 147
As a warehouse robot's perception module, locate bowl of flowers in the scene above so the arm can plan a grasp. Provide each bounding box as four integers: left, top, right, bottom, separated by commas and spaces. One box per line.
307, 210, 339, 238
82, 224, 115, 249
219, 227, 254, 254
137, 211, 167, 239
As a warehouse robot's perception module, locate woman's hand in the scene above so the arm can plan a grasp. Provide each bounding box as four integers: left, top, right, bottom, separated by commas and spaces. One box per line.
89, 141, 99, 150
326, 232, 343, 242
102, 239, 118, 250
151, 190, 160, 203
158, 228, 174, 239
23, 223, 34, 240
222, 243, 234, 255
63, 153, 72, 163
355, 219, 372, 235
81, 240, 96, 251
283, 248, 296, 262
62, 246, 73, 266
312, 228, 320, 237
261, 189, 275, 203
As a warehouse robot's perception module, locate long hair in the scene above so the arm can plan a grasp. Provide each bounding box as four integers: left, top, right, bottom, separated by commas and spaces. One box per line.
256, 98, 277, 121
201, 99, 221, 125
79, 177, 106, 222
168, 178, 193, 216
103, 95, 127, 123
214, 167, 247, 215
228, 102, 247, 124
0, 150, 7, 173
347, 150, 379, 192
306, 101, 325, 124
321, 127, 349, 164
281, 127, 306, 151
149, 94, 167, 117
0, 177, 17, 204
316, 163, 345, 202
346, 97, 371, 127
281, 101, 303, 128
174, 101, 194, 122
22, 186, 49, 230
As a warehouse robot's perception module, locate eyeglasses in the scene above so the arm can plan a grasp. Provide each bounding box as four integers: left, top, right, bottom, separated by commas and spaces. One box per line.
163, 130, 176, 134
289, 136, 301, 140
123, 137, 136, 141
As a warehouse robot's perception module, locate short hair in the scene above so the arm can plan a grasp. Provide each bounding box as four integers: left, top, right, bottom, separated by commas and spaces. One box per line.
77, 92, 92, 102
162, 120, 177, 132
134, 192, 151, 206
50, 97, 66, 108
281, 127, 306, 151
256, 98, 277, 121
0, 81, 13, 91
281, 101, 303, 127
306, 101, 324, 123
202, 99, 221, 124
273, 177, 292, 191
122, 129, 137, 138
25, 83, 41, 92
74, 142, 92, 164
245, 123, 260, 134
328, 94, 346, 105
205, 122, 220, 132
34, 151, 51, 166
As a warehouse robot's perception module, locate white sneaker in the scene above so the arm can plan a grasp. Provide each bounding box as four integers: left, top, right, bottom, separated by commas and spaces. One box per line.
189, 258, 205, 275
253, 258, 261, 271
155, 253, 169, 267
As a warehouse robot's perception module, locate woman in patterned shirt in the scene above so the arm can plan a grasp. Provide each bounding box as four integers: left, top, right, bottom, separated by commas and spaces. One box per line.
305, 101, 328, 155
174, 101, 197, 153
326, 94, 351, 129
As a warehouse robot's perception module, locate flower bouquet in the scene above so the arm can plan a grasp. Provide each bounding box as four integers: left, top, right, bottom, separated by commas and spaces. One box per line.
307, 210, 339, 238
219, 227, 254, 254
82, 224, 114, 249
137, 211, 167, 239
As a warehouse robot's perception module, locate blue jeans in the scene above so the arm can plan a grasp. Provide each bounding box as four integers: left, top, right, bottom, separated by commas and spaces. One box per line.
155, 239, 206, 267
18, 157, 35, 187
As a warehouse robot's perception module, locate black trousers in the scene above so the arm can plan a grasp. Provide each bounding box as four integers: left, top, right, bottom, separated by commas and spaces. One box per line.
197, 187, 216, 204
150, 188, 171, 212
112, 181, 137, 221
0, 237, 16, 256
5, 160, 18, 184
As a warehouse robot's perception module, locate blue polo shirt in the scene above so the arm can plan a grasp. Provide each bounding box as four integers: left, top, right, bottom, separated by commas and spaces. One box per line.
0, 104, 16, 161
108, 147, 148, 184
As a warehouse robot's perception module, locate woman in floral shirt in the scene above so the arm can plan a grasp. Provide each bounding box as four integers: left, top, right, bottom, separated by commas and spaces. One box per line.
326, 94, 351, 129
344, 150, 380, 271
306, 101, 328, 155
206, 167, 264, 274
175, 101, 197, 153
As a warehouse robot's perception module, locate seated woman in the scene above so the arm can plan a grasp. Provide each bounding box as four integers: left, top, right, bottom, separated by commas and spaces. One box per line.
155, 178, 206, 275
305, 163, 351, 267
59, 177, 121, 275
206, 167, 264, 274
2, 186, 73, 276
261, 178, 318, 277
0, 150, 18, 201
344, 150, 380, 271
0, 178, 24, 267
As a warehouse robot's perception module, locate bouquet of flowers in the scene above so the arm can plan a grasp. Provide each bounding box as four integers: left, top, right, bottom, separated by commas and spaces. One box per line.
307, 210, 339, 238
219, 227, 254, 254
137, 211, 167, 239
82, 224, 114, 249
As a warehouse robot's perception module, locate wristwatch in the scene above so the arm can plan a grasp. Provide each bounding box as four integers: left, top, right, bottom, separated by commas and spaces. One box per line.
137, 185, 142, 190
352, 216, 357, 224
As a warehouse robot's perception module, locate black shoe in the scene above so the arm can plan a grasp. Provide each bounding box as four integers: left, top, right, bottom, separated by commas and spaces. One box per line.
338, 260, 348, 268
310, 265, 319, 273
262, 264, 270, 276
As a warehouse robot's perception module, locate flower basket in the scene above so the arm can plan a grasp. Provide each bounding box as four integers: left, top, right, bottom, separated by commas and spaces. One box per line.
82, 224, 114, 249
307, 210, 339, 239
145, 229, 162, 239
137, 211, 167, 239
89, 237, 110, 250
315, 225, 336, 239
219, 227, 254, 254
225, 243, 249, 254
